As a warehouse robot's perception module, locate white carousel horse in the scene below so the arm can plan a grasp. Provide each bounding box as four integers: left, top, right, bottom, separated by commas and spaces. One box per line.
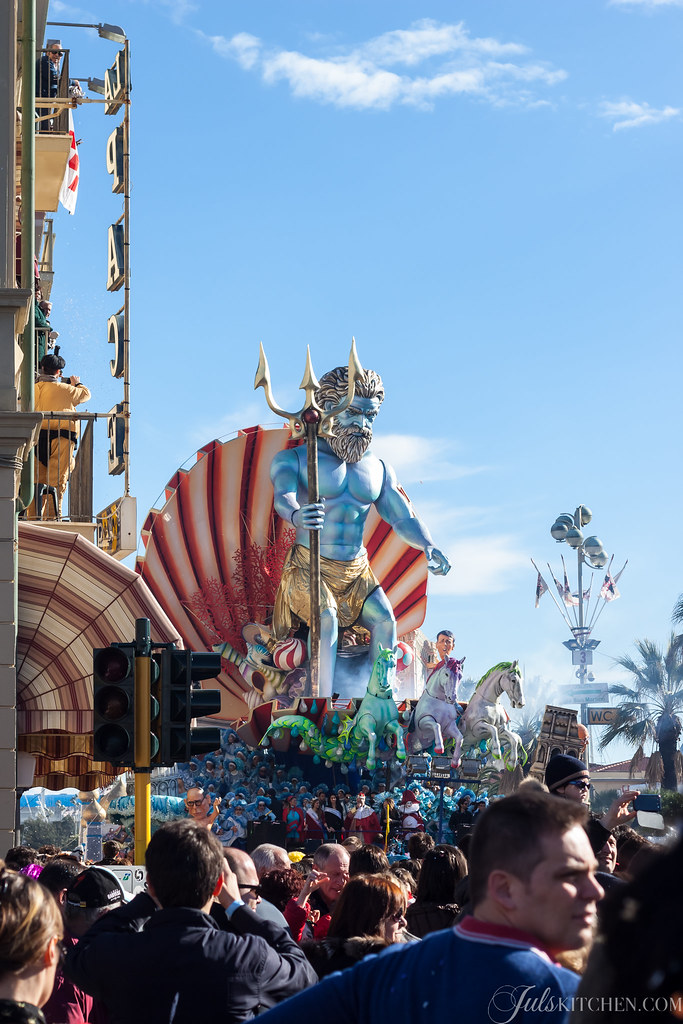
459, 661, 526, 767
407, 657, 465, 767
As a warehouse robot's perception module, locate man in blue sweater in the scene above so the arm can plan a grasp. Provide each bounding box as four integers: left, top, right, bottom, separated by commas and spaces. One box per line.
259, 788, 603, 1024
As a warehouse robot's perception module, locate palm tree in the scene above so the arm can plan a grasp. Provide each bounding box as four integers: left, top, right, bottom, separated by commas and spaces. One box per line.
672, 594, 683, 651
600, 635, 683, 791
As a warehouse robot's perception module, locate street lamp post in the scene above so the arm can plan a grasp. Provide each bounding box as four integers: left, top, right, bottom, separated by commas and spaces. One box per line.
549, 505, 609, 764
47, 22, 126, 44
48, 19, 131, 496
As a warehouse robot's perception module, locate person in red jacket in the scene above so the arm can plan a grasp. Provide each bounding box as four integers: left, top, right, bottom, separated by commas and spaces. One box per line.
305, 798, 326, 850
344, 793, 381, 845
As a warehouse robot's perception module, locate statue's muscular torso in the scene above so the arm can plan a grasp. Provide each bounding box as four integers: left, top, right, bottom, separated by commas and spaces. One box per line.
276, 443, 385, 561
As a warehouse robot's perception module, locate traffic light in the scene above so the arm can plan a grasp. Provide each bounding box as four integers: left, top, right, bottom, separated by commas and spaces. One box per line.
149, 655, 161, 765
154, 649, 222, 766
92, 644, 136, 766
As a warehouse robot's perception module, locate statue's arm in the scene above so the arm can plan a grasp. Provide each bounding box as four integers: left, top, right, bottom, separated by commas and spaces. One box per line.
270, 449, 325, 530
375, 460, 451, 576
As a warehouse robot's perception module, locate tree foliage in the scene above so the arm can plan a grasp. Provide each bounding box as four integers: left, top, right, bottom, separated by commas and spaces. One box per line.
601, 634, 683, 790
21, 817, 78, 851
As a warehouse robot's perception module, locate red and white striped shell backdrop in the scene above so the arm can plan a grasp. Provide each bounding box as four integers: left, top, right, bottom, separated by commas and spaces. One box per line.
136, 425, 428, 722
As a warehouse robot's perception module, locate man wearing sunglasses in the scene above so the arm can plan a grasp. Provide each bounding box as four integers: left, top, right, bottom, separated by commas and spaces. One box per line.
35, 40, 63, 132
545, 753, 638, 854
184, 786, 221, 829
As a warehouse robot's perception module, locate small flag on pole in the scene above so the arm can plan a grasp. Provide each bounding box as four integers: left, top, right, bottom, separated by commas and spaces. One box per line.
535, 572, 549, 608
59, 109, 79, 215
600, 572, 620, 602
600, 562, 626, 602
561, 557, 579, 606
549, 566, 566, 603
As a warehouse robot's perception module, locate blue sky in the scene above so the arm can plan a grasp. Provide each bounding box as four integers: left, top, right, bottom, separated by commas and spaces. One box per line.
48, 0, 681, 759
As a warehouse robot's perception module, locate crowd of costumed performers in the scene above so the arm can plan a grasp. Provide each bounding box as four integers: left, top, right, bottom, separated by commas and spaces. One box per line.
173, 730, 488, 851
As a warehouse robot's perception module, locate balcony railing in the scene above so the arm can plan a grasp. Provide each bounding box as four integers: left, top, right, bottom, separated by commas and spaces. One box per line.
38, 218, 55, 275
25, 411, 107, 524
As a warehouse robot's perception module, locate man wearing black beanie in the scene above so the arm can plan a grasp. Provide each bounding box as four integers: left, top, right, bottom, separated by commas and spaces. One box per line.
544, 753, 639, 854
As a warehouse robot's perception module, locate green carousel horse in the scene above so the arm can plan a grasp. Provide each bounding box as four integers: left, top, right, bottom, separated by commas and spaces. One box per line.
261, 645, 406, 770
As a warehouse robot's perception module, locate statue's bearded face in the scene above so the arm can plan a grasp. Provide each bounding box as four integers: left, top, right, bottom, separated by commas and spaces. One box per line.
327, 396, 381, 463
329, 423, 373, 463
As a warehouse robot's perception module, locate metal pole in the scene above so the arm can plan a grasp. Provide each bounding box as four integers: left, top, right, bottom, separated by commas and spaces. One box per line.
122, 38, 131, 496
574, 506, 595, 766
134, 617, 151, 863
306, 419, 320, 699
19, 0, 36, 509
437, 780, 445, 844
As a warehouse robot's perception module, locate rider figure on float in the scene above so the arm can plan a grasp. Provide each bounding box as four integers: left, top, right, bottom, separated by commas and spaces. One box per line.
424, 629, 456, 670
270, 365, 451, 698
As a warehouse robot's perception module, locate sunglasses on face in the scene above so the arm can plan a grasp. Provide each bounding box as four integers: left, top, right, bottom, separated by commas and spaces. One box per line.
186, 799, 206, 807
238, 884, 261, 896
566, 780, 591, 792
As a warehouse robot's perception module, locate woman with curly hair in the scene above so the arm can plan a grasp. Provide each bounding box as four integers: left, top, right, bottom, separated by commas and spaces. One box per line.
303, 873, 407, 978
0, 864, 63, 1023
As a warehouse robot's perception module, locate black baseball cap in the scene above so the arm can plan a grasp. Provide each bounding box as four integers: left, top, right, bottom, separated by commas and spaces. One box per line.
66, 867, 125, 909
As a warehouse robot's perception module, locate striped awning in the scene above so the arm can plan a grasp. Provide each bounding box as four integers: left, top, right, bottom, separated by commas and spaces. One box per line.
17, 522, 182, 789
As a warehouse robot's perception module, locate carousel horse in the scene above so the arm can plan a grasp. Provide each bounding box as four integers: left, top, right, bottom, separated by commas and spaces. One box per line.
340, 644, 407, 770
261, 645, 406, 770
459, 661, 526, 767
406, 656, 465, 767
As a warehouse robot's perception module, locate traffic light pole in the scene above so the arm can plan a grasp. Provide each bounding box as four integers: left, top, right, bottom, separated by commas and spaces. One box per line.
92, 617, 222, 862
134, 618, 152, 864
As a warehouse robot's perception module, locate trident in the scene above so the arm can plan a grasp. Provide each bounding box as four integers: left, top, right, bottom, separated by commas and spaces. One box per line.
255, 340, 365, 698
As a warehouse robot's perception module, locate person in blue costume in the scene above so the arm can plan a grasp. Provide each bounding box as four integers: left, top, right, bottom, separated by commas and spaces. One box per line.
283, 794, 305, 849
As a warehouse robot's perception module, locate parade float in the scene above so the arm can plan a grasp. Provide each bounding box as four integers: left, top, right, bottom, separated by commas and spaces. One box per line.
132, 342, 528, 825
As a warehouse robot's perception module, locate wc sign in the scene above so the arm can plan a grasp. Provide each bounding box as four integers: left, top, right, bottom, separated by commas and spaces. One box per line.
586, 707, 617, 726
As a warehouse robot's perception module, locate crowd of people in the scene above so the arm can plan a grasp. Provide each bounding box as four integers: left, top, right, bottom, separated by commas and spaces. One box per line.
173, 730, 486, 852
0, 753, 677, 1023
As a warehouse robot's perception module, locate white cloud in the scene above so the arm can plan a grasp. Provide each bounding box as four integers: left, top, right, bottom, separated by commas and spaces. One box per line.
128, 0, 198, 25
154, 0, 198, 23
50, 0, 95, 15
205, 31, 261, 70
191, 402, 282, 445
354, 20, 528, 67
200, 19, 567, 112
262, 52, 403, 110
610, 0, 683, 6
428, 534, 530, 595
372, 433, 486, 484
599, 99, 680, 130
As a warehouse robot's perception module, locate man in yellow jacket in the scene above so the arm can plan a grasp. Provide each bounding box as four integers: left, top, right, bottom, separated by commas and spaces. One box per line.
33, 347, 91, 518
